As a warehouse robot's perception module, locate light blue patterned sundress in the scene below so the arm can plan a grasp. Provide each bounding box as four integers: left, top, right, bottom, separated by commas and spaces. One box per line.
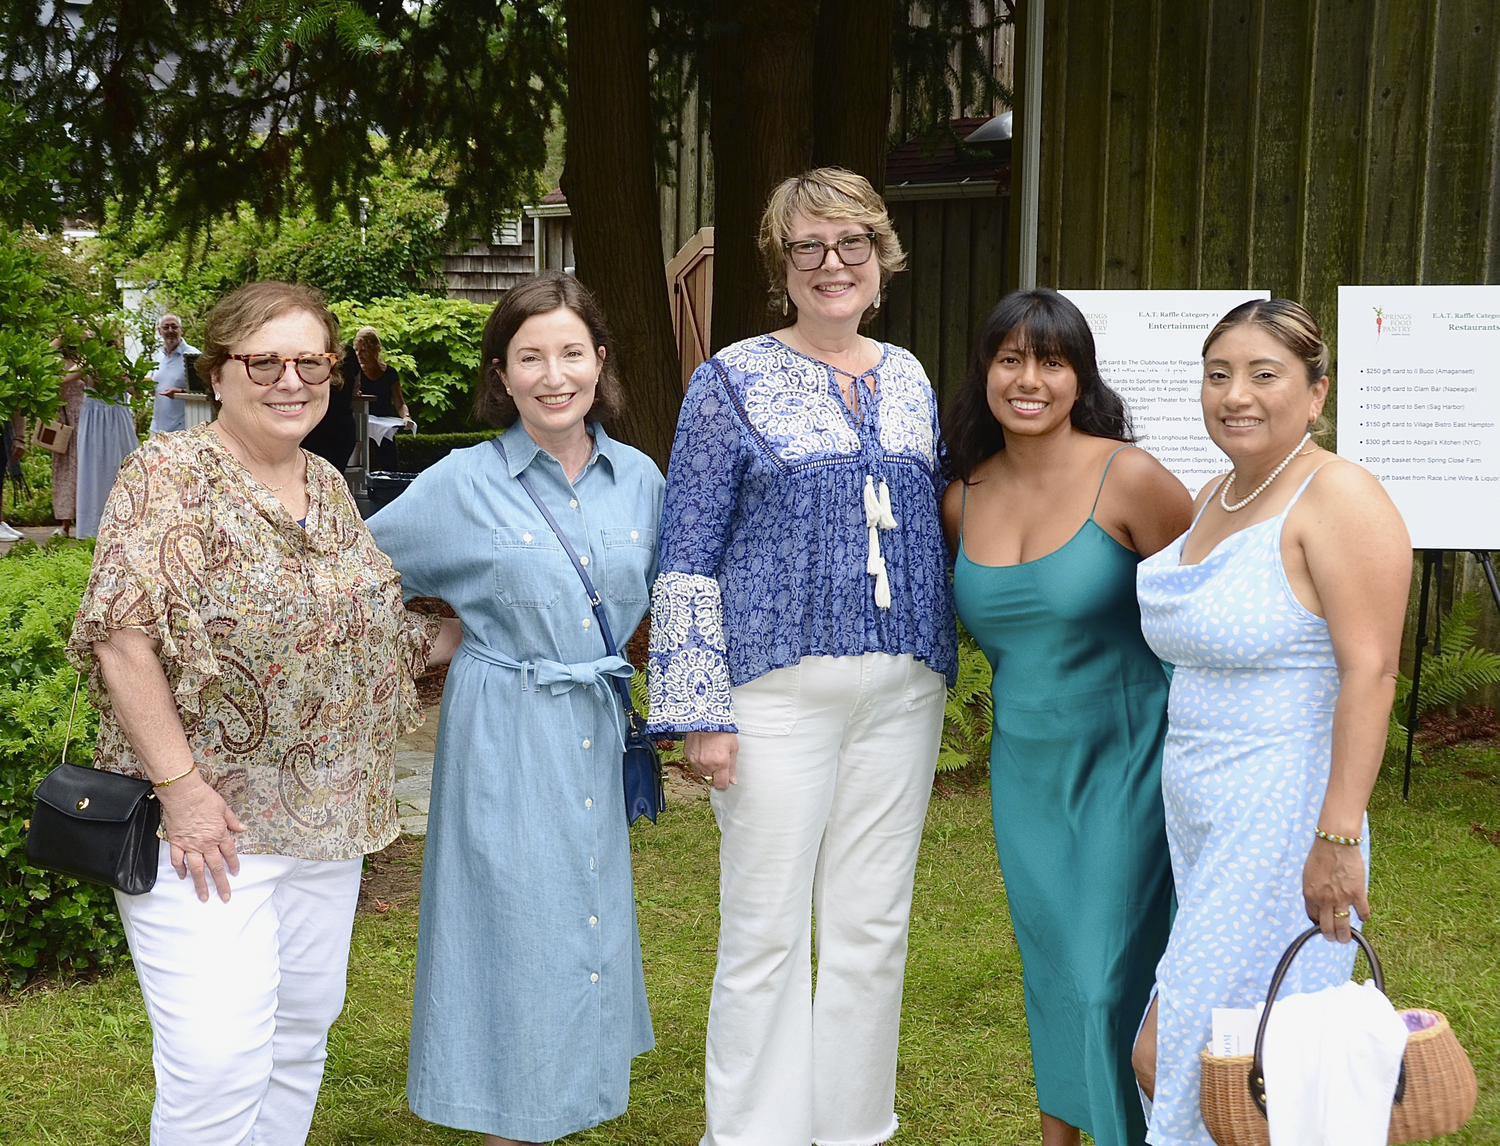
1135, 468, 1367, 1146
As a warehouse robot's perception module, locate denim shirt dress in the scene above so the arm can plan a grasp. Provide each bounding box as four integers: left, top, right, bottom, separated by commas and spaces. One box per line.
367, 423, 664, 1140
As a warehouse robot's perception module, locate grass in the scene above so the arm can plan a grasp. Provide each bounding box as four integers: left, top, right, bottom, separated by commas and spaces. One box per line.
1, 754, 1496, 1145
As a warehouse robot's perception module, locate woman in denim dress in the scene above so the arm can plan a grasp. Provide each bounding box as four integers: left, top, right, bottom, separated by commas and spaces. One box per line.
368, 273, 664, 1145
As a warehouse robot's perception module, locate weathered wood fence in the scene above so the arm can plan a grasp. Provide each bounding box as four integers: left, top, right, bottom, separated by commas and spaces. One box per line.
1032, 0, 1500, 702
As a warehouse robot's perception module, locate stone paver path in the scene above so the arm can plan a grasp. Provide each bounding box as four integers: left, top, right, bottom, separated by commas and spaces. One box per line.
395, 703, 438, 835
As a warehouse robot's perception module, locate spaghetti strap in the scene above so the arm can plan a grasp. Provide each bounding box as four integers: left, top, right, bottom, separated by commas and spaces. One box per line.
1280, 460, 1336, 517
1088, 446, 1131, 521
958, 482, 969, 544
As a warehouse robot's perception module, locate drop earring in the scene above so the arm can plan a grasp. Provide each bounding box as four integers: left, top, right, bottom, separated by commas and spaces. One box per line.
781, 294, 788, 317
873, 294, 881, 311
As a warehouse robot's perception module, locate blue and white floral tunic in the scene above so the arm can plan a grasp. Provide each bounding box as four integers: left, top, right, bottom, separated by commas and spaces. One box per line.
647, 334, 957, 736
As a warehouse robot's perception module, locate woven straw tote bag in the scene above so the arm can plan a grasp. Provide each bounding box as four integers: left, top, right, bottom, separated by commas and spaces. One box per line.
1199, 926, 1476, 1146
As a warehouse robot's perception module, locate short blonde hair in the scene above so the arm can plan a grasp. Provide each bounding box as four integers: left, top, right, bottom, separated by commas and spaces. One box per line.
353, 326, 382, 354
758, 167, 906, 324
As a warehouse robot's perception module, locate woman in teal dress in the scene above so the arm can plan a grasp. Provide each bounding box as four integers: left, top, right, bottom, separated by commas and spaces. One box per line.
942, 289, 1193, 1146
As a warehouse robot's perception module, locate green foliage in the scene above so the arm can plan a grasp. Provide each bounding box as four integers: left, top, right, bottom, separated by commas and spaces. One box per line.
2, 449, 57, 528
0, 102, 145, 424
1388, 591, 1500, 757
97, 150, 452, 336
394, 431, 502, 474
329, 296, 492, 426
937, 624, 993, 773
0, 540, 129, 988
0, 0, 563, 241
0, 100, 72, 231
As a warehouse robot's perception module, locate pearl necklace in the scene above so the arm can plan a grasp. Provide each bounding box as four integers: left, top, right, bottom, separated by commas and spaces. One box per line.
1220, 432, 1312, 512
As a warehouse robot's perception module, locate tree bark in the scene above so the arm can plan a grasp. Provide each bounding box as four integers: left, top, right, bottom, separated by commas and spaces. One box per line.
811, 0, 894, 194
708, 1, 818, 352
562, 0, 682, 467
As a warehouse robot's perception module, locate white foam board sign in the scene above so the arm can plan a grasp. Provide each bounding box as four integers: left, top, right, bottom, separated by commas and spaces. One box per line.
1337, 285, 1500, 550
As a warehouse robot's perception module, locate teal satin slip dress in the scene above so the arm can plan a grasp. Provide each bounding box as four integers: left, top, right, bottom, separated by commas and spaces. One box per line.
951, 447, 1174, 1146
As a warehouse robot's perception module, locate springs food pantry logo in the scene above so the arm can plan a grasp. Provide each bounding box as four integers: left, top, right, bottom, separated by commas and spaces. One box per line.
1373, 306, 1412, 341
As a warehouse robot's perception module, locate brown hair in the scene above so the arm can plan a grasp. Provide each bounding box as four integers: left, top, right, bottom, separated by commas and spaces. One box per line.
1202, 298, 1332, 439
195, 281, 343, 407
758, 167, 906, 324
475, 272, 624, 428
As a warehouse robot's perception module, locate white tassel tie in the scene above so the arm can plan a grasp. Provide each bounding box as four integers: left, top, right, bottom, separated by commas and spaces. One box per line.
863, 475, 898, 609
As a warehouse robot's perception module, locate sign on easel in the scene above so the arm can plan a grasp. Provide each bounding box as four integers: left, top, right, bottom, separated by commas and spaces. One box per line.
1337, 285, 1500, 550
1061, 289, 1269, 493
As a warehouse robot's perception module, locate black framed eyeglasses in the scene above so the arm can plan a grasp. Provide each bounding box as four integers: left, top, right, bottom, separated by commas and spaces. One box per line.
227, 353, 339, 386
782, 232, 877, 271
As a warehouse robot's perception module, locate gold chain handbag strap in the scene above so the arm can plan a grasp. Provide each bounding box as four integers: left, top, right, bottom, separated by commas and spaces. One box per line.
60, 670, 82, 766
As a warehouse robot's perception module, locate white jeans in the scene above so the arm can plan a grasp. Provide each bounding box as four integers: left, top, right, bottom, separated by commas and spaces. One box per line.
704, 653, 946, 1146
114, 851, 364, 1146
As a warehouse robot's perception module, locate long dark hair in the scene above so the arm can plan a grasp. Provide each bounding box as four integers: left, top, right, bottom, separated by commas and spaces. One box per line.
943, 288, 1133, 481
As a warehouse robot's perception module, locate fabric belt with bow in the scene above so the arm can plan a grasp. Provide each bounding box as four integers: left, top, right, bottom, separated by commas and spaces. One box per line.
458, 638, 633, 749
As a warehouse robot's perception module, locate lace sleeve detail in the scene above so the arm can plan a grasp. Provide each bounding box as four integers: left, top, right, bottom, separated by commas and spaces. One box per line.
646, 571, 735, 736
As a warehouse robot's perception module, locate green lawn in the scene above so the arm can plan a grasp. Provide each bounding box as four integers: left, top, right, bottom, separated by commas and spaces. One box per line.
1, 755, 1495, 1145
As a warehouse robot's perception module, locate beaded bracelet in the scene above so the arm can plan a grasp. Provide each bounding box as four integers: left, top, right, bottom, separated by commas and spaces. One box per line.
1314, 827, 1362, 847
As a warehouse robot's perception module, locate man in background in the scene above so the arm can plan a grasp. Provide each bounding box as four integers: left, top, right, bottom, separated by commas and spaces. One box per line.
147, 314, 198, 434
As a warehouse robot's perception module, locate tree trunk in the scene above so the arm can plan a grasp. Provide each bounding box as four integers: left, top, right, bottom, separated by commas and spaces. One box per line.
562, 0, 682, 468
708, 1, 818, 352
811, 0, 894, 194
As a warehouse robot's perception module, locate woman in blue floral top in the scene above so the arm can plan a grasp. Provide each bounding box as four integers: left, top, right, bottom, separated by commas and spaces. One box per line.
649, 167, 956, 1146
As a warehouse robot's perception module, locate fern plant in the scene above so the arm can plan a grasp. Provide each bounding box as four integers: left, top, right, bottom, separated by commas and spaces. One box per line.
1387, 591, 1500, 756
937, 625, 994, 773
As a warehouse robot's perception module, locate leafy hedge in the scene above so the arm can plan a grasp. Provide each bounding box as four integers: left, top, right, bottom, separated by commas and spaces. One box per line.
329, 295, 492, 430
0, 540, 128, 987
393, 430, 502, 473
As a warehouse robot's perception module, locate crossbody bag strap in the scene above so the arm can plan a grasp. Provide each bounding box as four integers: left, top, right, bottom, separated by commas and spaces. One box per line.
502, 445, 639, 720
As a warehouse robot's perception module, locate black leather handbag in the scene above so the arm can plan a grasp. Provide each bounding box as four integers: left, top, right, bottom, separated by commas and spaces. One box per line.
24, 674, 161, 895
512, 459, 665, 824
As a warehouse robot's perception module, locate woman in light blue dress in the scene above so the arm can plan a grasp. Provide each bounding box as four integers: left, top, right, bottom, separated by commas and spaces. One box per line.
1132, 300, 1410, 1145
367, 273, 664, 1146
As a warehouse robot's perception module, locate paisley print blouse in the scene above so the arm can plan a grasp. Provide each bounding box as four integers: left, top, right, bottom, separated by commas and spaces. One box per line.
67, 423, 440, 860
647, 335, 957, 736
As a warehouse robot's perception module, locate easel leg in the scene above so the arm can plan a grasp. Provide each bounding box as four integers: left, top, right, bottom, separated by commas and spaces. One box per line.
1403, 551, 1441, 800
1473, 551, 1500, 616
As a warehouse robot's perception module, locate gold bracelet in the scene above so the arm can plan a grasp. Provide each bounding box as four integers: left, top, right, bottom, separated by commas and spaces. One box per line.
152, 763, 198, 788
1315, 827, 1362, 847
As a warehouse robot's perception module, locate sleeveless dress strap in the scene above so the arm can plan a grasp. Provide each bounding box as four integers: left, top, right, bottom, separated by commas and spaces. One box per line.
958, 481, 969, 545
1088, 445, 1131, 521
1279, 460, 1335, 517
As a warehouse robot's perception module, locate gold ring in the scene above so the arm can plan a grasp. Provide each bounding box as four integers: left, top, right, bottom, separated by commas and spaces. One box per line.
1332, 910, 1350, 919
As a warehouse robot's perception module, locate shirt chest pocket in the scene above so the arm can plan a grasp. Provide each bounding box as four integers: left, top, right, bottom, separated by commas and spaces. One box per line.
600, 527, 656, 605
493, 527, 571, 609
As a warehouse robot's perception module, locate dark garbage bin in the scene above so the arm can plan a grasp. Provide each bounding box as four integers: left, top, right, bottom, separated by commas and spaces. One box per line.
367, 470, 419, 509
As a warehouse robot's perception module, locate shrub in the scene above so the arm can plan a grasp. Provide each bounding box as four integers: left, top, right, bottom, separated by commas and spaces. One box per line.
329, 295, 492, 428
938, 625, 994, 773
395, 430, 502, 473
1388, 591, 1500, 761
0, 539, 129, 988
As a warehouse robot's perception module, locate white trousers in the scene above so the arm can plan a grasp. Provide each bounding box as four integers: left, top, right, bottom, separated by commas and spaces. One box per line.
115, 851, 364, 1146
703, 653, 946, 1146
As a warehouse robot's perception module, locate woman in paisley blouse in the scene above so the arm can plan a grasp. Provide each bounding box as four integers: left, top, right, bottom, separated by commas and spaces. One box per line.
67, 280, 460, 1145
649, 167, 956, 1146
